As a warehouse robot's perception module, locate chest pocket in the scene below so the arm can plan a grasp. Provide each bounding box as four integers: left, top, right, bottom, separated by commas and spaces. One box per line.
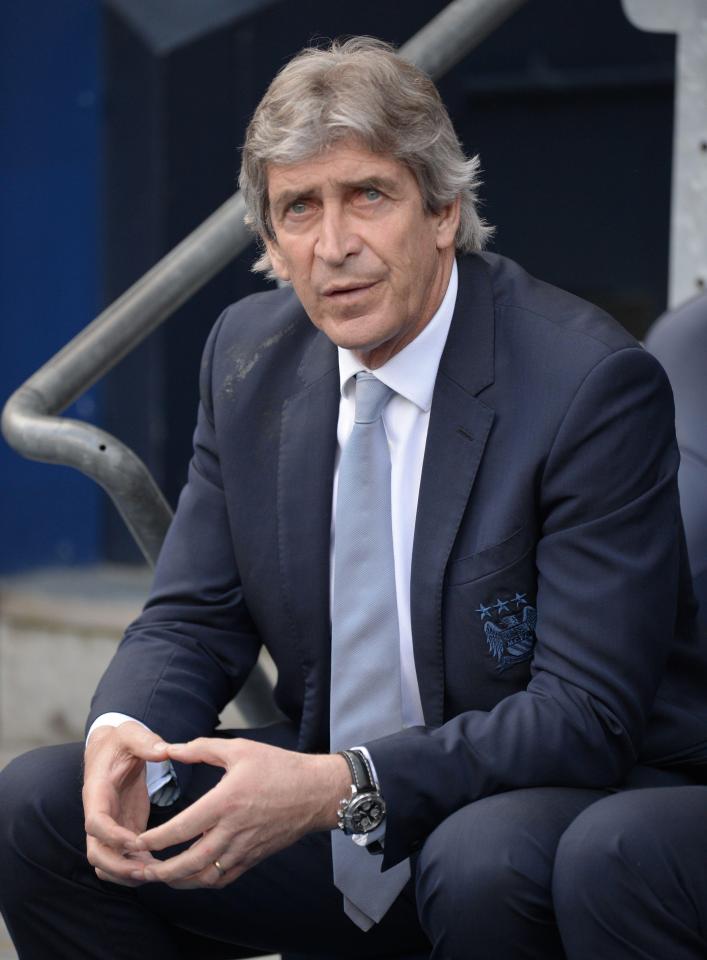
447, 522, 534, 585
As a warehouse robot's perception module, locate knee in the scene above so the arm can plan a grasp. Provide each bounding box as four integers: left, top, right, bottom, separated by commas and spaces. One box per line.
0, 744, 85, 882
416, 802, 525, 919
552, 799, 618, 933
554, 788, 707, 957
553, 790, 686, 955
554, 795, 623, 904
415, 792, 555, 948
0, 748, 50, 850
554, 788, 703, 913
555, 790, 662, 894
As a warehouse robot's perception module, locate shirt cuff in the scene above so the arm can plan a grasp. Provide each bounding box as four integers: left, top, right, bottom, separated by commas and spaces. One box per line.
350, 746, 385, 849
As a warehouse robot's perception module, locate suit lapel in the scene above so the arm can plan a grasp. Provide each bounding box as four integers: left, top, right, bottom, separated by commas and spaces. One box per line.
278, 331, 339, 737
411, 256, 496, 726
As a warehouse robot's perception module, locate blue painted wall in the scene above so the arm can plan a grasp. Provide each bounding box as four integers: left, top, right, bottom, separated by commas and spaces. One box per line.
0, 1, 103, 572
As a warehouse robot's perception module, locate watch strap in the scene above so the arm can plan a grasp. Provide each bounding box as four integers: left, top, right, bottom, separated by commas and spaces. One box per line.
338, 749, 375, 793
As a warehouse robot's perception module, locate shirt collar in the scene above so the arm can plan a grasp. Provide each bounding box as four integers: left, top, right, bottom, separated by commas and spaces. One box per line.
337, 259, 458, 412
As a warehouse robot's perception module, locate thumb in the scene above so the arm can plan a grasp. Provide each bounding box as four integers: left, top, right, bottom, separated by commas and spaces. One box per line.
117, 720, 171, 761
165, 737, 230, 768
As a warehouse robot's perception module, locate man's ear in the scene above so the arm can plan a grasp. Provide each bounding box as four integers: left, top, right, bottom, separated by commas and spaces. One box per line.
435, 195, 462, 251
264, 236, 291, 282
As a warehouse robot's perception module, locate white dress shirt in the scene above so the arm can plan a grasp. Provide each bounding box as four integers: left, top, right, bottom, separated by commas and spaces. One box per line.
334, 259, 458, 733
89, 260, 459, 801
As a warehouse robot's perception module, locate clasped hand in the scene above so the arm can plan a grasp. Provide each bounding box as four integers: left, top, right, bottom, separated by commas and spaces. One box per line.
83, 721, 348, 890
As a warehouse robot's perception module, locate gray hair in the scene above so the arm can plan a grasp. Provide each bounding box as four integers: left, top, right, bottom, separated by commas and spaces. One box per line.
239, 37, 494, 275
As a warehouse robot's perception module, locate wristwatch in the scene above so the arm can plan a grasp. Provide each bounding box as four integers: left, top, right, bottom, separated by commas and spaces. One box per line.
337, 749, 386, 835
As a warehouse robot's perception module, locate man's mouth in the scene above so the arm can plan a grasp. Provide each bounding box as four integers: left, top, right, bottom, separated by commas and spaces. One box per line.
322, 281, 380, 298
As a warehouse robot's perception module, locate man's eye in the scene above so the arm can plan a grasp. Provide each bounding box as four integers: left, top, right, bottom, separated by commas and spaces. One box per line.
364, 188, 381, 201
289, 201, 308, 215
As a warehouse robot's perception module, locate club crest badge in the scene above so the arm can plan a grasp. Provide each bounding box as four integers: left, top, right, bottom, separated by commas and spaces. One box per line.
476, 593, 537, 672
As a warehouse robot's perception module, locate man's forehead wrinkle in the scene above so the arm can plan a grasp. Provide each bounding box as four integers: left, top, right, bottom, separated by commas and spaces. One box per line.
269, 147, 403, 182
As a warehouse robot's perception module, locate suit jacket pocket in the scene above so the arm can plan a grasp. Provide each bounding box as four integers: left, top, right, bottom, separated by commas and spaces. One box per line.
443, 528, 538, 713
446, 522, 534, 585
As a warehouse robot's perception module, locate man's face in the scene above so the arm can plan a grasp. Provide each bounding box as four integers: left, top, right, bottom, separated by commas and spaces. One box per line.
264, 141, 460, 369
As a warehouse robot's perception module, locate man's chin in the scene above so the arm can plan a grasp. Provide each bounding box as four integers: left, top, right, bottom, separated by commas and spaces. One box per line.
314, 311, 389, 348
328, 328, 392, 357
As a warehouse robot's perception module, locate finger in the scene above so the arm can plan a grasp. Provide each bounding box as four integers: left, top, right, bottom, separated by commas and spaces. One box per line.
165, 737, 231, 767
82, 780, 141, 849
141, 828, 232, 884
86, 835, 155, 886
167, 861, 246, 890
115, 722, 171, 762
135, 783, 226, 853
85, 811, 139, 849
164, 853, 253, 891
86, 722, 169, 768
94, 867, 136, 887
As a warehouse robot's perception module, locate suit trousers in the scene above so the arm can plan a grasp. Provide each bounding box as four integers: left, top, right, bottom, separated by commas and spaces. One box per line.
0, 733, 692, 960
554, 785, 707, 959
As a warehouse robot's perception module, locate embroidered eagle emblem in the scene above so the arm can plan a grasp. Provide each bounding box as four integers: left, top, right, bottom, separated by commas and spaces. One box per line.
483, 603, 537, 672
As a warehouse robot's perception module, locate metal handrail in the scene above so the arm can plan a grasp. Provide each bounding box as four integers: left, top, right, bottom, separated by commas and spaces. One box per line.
2, 193, 249, 563
2, 0, 527, 720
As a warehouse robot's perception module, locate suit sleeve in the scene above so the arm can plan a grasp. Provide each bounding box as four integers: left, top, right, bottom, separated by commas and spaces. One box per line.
87, 312, 262, 750
367, 346, 684, 867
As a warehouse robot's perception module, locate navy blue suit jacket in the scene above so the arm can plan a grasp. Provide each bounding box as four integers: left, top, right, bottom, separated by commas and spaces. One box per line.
89, 253, 707, 868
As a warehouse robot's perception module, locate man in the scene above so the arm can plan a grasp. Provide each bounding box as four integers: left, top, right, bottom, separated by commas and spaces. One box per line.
1, 37, 706, 960
550, 290, 707, 960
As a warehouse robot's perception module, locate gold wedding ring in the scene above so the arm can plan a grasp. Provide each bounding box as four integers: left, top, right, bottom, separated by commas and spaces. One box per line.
213, 859, 226, 877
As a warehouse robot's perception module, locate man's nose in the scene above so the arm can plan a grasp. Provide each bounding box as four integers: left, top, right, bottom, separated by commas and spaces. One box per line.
314, 206, 362, 265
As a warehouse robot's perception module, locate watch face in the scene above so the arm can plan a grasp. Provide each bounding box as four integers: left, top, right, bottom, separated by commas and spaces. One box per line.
350, 794, 386, 833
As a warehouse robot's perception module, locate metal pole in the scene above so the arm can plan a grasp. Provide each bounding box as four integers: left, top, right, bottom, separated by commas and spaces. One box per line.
2, 193, 249, 565
401, 0, 528, 78
3, 193, 249, 438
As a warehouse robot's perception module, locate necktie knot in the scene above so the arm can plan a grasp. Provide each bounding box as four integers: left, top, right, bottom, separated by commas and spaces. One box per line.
354, 373, 393, 424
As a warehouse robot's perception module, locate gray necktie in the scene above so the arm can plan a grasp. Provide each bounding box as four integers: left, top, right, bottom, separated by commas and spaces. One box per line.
330, 372, 411, 930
